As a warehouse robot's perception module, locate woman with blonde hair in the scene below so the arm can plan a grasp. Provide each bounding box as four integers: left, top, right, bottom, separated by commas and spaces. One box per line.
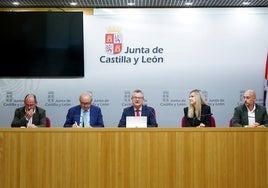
183, 89, 212, 127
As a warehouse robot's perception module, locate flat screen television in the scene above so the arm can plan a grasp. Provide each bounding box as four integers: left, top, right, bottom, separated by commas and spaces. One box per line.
0, 11, 84, 78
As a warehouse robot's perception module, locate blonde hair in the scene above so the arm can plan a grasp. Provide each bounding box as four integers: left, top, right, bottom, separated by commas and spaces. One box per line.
187, 89, 207, 119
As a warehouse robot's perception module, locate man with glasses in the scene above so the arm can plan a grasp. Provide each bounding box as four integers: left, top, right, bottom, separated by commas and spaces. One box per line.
63, 92, 104, 128
11, 94, 46, 128
118, 89, 158, 127
232, 89, 268, 127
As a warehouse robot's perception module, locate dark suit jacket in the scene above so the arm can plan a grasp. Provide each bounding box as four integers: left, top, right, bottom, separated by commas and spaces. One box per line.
118, 105, 158, 127
63, 105, 104, 127
11, 106, 46, 127
183, 104, 211, 127
232, 103, 268, 127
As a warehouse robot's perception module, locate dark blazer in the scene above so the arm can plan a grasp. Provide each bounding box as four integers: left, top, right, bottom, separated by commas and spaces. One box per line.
118, 105, 158, 127
63, 105, 104, 127
232, 103, 268, 127
183, 104, 211, 127
11, 106, 46, 127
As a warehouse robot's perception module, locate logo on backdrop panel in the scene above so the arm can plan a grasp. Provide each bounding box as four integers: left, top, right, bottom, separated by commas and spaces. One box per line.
105, 26, 122, 54
160, 91, 186, 107
45, 91, 71, 108
101, 25, 165, 64
2, 91, 23, 107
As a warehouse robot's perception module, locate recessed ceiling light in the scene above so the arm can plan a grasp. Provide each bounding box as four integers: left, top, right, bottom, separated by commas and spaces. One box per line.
69, 2, 77, 6
127, 0, 135, 6
242, 1, 250, 5
185, 2, 193, 6
12, 2, 20, 5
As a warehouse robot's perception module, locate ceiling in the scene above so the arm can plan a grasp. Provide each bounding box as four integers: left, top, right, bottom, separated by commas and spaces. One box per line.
0, 0, 268, 8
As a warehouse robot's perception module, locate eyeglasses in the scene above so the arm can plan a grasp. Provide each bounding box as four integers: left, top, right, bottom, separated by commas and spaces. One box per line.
80, 102, 91, 106
132, 97, 144, 100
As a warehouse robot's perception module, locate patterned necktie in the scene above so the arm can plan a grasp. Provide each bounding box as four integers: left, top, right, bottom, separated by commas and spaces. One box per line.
136, 109, 140, 116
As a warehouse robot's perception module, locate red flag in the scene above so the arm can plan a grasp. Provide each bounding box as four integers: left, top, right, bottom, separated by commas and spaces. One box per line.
264, 53, 268, 106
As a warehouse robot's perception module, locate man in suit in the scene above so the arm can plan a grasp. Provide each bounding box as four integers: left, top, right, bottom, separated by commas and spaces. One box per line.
118, 89, 158, 127
11, 94, 46, 128
64, 92, 104, 128
232, 89, 268, 127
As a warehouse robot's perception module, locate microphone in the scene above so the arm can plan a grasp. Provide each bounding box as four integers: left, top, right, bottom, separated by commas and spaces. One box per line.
82, 118, 85, 128
80, 114, 85, 128
201, 113, 213, 117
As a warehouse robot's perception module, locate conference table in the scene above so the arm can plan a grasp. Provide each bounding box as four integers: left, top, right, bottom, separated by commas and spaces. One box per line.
0, 127, 267, 188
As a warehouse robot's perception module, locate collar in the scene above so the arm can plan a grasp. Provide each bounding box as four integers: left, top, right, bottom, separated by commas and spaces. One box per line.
134, 107, 142, 111
246, 104, 256, 112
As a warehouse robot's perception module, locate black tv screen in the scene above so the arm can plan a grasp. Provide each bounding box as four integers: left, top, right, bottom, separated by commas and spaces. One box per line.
0, 11, 84, 77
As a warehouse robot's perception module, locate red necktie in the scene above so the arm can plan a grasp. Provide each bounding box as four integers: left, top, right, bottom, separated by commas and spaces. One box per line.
136, 109, 140, 116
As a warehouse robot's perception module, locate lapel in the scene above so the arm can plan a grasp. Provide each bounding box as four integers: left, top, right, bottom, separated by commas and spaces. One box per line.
254, 105, 260, 123
242, 105, 249, 125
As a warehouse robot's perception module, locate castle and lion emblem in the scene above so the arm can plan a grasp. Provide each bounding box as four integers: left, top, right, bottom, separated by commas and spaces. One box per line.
105, 26, 122, 55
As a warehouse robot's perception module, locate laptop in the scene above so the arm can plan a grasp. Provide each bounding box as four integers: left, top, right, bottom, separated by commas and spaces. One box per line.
126, 116, 147, 128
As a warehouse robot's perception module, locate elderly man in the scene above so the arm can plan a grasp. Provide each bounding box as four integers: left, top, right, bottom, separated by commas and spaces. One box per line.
63, 92, 104, 128
11, 94, 46, 128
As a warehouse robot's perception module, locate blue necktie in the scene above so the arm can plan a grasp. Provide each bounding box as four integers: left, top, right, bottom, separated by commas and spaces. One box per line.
83, 110, 88, 127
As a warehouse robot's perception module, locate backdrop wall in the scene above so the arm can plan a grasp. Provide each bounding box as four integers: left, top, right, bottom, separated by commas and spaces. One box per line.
1, 8, 268, 127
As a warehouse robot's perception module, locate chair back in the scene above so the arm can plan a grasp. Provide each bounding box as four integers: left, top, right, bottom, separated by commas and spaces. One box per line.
181, 116, 216, 127
46, 117, 51, 127
181, 116, 186, 127
151, 107, 156, 117
210, 116, 216, 127
229, 118, 233, 127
